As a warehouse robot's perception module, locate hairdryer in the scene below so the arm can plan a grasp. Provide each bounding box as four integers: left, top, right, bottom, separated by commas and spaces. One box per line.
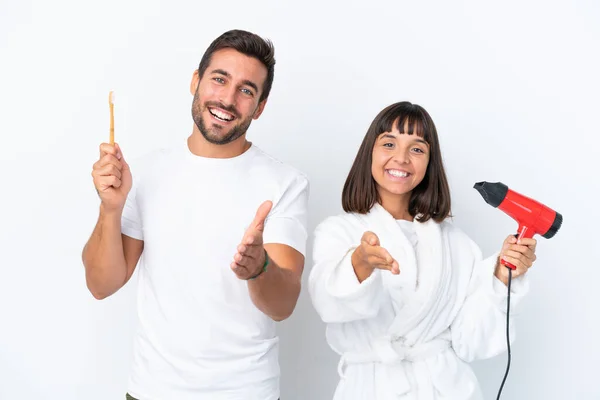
474, 181, 563, 399
473, 181, 563, 270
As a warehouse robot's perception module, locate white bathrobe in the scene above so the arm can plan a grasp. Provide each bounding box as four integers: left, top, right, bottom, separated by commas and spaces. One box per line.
308, 204, 529, 400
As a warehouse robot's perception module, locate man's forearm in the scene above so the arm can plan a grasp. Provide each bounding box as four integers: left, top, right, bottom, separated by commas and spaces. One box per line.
247, 258, 301, 321
82, 205, 127, 299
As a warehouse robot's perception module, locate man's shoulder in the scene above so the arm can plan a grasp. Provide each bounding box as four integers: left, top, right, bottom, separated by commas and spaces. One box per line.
129, 142, 180, 170
250, 145, 309, 183
125, 142, 182, 191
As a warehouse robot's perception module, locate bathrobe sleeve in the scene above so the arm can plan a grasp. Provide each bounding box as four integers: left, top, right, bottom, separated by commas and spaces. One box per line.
308, 215, 385, 323
450, 234, 530, 362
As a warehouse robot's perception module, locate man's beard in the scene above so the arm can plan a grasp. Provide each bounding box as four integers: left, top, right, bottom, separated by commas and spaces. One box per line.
192, 92, 254, 145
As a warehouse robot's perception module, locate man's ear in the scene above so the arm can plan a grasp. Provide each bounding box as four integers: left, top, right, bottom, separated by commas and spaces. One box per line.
253, 99, 268, 120
190, 70, 200, 95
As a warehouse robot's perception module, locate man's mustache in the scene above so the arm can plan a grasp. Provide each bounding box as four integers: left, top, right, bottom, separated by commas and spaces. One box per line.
204, 101, 240, 119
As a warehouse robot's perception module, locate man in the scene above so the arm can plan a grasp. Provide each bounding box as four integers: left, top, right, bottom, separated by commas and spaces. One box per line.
82, 29, 309, 400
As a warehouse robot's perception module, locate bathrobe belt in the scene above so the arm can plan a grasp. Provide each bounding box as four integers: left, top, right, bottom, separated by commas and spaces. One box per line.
338, 336, 451, 396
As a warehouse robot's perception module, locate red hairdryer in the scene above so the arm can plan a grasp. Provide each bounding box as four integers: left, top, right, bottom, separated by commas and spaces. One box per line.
474, 181, 563, 270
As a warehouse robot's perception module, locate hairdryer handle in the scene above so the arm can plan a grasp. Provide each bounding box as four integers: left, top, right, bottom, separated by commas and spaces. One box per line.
501, 245, 518, 270
501, 226, 535, 270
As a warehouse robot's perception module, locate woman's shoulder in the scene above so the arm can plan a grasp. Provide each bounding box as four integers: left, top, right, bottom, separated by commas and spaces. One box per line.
312, 212, 369, 257
437, 218, 473, 241
438, 218, 482, 254
314, 211, 370, 237
317, 211, 364, 228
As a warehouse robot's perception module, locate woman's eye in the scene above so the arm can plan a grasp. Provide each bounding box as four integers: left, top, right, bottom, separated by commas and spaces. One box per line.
383, 142, 394, 148
412, 148, 424, 153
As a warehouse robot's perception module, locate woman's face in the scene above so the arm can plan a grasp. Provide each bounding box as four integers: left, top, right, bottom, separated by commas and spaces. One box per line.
371, 123, 430, 204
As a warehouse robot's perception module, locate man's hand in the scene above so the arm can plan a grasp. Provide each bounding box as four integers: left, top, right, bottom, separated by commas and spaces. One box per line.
231, 200, 273, 280
92, 142, 132, 212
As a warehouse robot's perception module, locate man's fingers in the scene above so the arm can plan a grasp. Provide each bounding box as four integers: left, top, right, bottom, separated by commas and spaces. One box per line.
99, 143, 121, 160
94, 164, 122, 179
243, 231, 264, 246
236, 243, 262, 260
231, 257, 264, 280
114, 144, 130, 170
252, 201, 273, 231
94, 154, 122, 171
230, 262, 249, 277
114, 143, 126, 161
97, 176, 122, 191
233, 252, 252, 268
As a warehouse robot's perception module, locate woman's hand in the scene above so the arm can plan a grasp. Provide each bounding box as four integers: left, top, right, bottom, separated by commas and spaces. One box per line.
495, 235, 537, 285
351, 231, 400, 283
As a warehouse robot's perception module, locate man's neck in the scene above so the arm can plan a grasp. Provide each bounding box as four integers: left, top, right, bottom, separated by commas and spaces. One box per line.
187, 129, 251, 159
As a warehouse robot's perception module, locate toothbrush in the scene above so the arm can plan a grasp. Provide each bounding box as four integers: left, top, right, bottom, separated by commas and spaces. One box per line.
109, 90, 115, 144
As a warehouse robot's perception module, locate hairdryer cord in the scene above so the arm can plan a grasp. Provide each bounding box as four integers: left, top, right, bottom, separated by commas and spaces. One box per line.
496, 267, 512, 400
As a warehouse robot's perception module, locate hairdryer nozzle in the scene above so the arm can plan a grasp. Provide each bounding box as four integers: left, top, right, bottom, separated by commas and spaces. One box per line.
473, 181, 508, 208
543, 211, 563, 239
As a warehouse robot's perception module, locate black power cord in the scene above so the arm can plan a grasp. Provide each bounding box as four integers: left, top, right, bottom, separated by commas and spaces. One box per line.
496, 267, 513, 400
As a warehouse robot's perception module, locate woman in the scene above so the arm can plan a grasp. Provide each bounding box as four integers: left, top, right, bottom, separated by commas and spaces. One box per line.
308, 101, 537, 400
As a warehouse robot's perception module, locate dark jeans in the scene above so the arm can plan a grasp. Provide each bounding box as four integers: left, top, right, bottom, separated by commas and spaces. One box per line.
126, 394, 279, 399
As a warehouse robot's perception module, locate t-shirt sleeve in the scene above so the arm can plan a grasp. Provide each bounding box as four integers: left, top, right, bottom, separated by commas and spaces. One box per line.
120, 175, 144, 241
263, 174, 309, 256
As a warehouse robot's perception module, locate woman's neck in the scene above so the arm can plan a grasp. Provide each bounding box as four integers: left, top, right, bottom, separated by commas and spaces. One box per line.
379, 191, 413, 221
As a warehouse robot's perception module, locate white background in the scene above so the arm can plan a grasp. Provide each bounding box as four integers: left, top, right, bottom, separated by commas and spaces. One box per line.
1, 0, 598, 399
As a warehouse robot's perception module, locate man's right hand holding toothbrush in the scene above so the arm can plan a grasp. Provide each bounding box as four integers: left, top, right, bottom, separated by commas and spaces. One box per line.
84, 142, 142, 300
92, 142, 132, 212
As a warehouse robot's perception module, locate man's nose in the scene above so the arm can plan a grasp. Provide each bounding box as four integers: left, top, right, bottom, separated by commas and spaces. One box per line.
219, 85, 237, 108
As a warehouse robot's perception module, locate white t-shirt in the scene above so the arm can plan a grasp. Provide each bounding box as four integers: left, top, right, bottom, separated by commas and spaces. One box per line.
120, 138, 309, 400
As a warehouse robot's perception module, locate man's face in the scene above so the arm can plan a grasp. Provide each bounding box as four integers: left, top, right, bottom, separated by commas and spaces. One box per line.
191, 48, 268, 145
